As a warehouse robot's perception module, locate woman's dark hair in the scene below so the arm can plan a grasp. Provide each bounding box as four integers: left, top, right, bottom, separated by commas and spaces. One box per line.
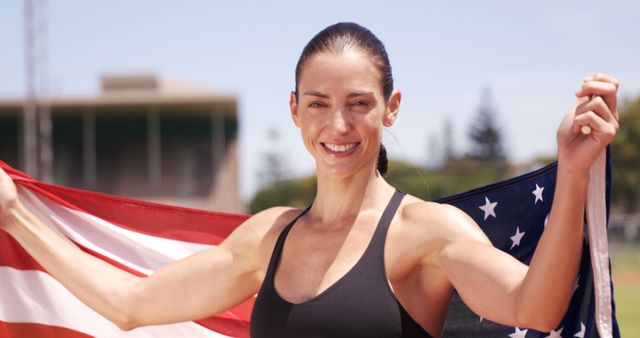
294, 22, 393, 176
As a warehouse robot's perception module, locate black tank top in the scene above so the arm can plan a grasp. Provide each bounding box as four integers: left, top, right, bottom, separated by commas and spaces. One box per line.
250, 190, 433, 338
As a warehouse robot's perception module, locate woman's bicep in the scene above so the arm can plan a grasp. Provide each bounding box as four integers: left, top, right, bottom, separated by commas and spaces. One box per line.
126, 207, 293, 329
434, 204, 528, 327
127, 243, 260, 328
439, 239, 527, 327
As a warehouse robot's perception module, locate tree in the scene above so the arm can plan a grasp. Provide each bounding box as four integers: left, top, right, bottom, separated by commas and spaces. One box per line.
257, 127, 289, 188
430, 117, 457, 169
249, 159, 511, 213
249, 175, 316, 213
612, 97, 640, 212
467, 88, 507, 163
443, 117, 456, 164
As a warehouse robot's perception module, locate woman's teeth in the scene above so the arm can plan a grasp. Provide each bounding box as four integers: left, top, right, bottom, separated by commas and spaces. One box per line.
323, 143, 356, 153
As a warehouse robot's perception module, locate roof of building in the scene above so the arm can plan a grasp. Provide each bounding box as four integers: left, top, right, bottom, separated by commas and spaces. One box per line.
0, 74, 237, 111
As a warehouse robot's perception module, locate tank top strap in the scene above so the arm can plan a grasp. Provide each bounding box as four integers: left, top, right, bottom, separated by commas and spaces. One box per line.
368, 189, 406, 254
263, 206, 311, 280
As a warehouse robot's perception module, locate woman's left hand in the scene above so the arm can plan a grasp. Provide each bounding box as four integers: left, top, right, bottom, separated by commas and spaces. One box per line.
556, 73, 620, 176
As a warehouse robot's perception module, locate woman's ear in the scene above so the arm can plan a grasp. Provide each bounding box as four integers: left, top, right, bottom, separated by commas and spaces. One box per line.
384, 90, 401, 127
290, 91, 301, 128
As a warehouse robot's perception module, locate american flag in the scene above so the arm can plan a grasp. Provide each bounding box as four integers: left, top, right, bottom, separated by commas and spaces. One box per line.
439, 149, 619, 338
0, 154, 619, 337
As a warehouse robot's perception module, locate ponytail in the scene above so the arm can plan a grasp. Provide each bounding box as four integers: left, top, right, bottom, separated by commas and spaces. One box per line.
377, 144, 388, 176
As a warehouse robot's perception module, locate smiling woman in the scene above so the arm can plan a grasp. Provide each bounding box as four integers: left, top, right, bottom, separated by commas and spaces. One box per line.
290, 49, 399, 180
0, 22, 621, 338
293, 23, 396, 178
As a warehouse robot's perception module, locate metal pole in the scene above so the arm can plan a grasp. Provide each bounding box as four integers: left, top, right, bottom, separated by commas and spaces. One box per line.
23, 0, 39, 178
36, 0, 53, 182
82, 108, 97, 188
148, 106, 162, 185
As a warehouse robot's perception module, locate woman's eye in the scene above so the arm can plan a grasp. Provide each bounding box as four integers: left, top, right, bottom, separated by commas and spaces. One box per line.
351, 101, 370, 108
309, 102, 326, 108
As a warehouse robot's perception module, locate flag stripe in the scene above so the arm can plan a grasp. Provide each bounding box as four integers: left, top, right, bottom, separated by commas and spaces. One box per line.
0, 321, 94, 338
0, 267, 232, 338
9, 169, 248, 245
18, 186, 215, 274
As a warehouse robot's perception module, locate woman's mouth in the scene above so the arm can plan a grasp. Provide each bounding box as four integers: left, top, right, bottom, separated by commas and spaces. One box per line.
321, 142, 359, 155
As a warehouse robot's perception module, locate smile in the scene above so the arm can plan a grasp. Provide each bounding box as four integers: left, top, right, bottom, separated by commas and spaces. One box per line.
321, 142, 359, 153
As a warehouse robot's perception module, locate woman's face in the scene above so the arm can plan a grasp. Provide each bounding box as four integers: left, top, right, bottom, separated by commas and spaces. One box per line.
291, 50, 400, 177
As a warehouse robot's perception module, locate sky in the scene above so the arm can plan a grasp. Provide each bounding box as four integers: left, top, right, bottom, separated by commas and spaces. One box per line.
1, 1, 640, 200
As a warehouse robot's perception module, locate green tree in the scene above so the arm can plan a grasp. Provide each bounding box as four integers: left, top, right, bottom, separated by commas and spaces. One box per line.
257, 127, 289, 187
612, 97, 640, 212
249, 176, 316, 213
467, 88, 507, 163
250, 159, 513, 213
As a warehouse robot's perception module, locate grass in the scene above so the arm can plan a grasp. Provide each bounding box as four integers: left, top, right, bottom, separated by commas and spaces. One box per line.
611, 242, 640, 337
614, 284, 640, 337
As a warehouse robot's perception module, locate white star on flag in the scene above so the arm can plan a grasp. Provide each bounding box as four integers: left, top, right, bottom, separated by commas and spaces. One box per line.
574, 322, 585, 338
510, 226, 525, 249
532, 184, 544, 204
545, 326, 563, 338
509, 327, 528, 338
479, 196, 498, 220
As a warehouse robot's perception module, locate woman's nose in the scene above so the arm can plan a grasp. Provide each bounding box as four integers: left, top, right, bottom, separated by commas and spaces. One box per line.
330, 109, 349, 134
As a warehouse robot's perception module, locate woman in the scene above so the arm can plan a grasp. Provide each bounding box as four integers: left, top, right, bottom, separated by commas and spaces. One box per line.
0, 22, 620, 337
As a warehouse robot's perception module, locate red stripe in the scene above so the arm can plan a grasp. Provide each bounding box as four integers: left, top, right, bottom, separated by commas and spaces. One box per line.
0, 320, 93, 338
0, 231, 46, 272
195, 314, 251, 338
2, 161, 250, 245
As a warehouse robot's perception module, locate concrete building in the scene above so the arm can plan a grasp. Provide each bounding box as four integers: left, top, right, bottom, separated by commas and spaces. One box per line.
0, 74, 242, 212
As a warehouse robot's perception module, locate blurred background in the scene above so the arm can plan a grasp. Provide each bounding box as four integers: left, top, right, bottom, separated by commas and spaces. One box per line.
1, 0, 639, 335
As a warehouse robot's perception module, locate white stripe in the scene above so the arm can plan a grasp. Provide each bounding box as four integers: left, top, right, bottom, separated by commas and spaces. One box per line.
0, 267, 231, 338
586, 151, 613, 338
18, 186, 214, 274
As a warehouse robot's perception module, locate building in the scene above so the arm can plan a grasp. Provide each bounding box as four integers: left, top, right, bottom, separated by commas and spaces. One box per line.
0, 74, 242, 212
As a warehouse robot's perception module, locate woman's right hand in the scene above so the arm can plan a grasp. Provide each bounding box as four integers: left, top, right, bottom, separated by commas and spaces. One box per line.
0, 167, 18, 229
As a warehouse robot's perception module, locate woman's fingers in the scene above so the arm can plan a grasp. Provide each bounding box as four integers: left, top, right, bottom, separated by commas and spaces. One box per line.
572, 110, 618, 142
572, 95, 619, 140
575, 73, 620, 119
584, 73, 620, 89
576, 95, 616, 124
0, 168, 18, 218
562, 74, 620, 144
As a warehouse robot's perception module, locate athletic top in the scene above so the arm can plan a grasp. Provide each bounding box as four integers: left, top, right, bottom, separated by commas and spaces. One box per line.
250, 190, 433, 338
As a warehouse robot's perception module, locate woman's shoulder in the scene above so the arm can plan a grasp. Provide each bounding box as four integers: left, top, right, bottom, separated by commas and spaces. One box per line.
229, 206, 304, 242
222, 206, 305, 256
397, 194, 490, 244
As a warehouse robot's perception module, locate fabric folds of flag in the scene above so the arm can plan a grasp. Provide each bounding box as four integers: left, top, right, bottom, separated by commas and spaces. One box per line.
0, 156, 619, 337
0, 161, 251, 338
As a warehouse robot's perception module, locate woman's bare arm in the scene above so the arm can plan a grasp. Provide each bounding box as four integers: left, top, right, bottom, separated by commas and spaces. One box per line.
0, 175, 293, 330
436, 172, 587, 332
434, 74, 619, 331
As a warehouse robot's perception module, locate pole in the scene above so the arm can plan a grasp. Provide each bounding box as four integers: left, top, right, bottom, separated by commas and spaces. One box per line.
23, 0, 39, 178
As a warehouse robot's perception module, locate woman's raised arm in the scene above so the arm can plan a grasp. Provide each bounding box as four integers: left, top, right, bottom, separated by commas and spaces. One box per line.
435, 73, 619, 332
0, 168, 294, 330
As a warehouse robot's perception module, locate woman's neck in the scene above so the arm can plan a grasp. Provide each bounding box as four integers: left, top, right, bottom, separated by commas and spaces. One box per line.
309, 165, 395, 227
